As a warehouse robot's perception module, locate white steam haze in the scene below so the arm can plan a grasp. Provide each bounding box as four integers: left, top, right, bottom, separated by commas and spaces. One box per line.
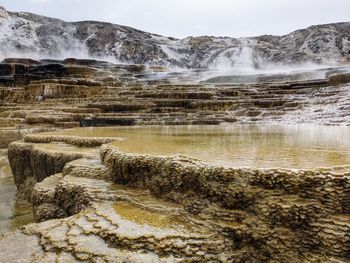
208, 46, 337, 77
0, 0, 349, 79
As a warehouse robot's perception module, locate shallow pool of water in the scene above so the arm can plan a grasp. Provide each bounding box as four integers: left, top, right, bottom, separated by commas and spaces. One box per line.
0, 150, 33, 235
43, 124, 350, 169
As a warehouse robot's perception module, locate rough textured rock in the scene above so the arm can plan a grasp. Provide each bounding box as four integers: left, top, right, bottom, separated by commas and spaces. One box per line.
2, 133, 349, 262
0, 6, 349, 67
0, 6, 349, 261
24, 134, 122, 147
7, 139, 98, 201
1, 58, 350, 131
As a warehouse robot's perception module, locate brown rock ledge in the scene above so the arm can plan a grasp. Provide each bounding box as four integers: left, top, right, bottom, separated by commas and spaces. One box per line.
2, 136, 349, 262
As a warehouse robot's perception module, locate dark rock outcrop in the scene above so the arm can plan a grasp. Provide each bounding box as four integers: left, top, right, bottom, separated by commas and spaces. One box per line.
0, 6, 349, 67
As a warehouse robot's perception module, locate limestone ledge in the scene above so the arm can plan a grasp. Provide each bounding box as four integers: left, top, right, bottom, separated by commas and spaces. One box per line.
0, 126, 55, 148
24, 134, 122, 147
101, 144, 350, 214
3, 136, 349, 262
2, 72, 350, 129
8, 140, 96, 198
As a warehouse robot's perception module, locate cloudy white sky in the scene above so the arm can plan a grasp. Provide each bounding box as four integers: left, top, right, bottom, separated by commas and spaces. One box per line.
1, 0, 350, 38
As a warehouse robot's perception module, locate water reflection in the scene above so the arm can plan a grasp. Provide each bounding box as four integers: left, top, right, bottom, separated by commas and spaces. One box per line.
0, 150, 33, 235
44, 124, 350, 169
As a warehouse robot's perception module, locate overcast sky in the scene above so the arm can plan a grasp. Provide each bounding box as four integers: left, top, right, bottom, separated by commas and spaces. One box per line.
1, 0, 350, 38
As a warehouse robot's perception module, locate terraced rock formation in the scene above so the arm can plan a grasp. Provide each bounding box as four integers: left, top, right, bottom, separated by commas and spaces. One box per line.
0, 132, 348, 262
1, 59, 350, 143
0, 57, 350, 261
0, 58, 161, 147
0, 4, 349, 261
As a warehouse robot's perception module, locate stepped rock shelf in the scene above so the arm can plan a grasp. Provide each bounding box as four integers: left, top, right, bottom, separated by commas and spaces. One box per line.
3, 127, 350, 262
0, 58, 349, 262
1, 58, 350, 137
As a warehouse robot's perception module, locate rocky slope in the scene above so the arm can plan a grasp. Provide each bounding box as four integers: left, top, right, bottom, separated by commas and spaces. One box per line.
0, 6, 349, 68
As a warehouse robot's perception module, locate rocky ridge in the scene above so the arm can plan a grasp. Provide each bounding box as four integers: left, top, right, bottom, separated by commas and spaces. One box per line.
0, 6, 349, 67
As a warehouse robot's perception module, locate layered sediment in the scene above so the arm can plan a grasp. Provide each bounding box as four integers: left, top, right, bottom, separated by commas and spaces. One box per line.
0, 58, 350, 262
1, 58, 350, 142
0, 6, 349, 261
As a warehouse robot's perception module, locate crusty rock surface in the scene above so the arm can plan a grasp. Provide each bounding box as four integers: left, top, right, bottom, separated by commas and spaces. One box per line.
0, 5, 349, 260
1, 58, 350, 134
0, 10, 349, 260
7, 139, 98, 202
24, 134, 122, 147
2, 133, 349, 262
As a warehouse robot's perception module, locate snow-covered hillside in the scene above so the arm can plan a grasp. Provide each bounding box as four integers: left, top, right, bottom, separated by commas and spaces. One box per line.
0, 6, 349, 68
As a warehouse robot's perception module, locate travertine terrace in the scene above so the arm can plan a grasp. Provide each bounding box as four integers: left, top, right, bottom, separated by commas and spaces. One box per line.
0, 57, 349, 262
1, 58, 350, 136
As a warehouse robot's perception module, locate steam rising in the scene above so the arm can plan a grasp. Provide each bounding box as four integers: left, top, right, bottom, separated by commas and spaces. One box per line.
206, 42, 344, 83
0, 7, 117, 62
0, 4, 348, 82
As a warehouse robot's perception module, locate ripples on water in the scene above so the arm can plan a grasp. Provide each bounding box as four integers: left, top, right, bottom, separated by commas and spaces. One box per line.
44, 124, 350, 169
